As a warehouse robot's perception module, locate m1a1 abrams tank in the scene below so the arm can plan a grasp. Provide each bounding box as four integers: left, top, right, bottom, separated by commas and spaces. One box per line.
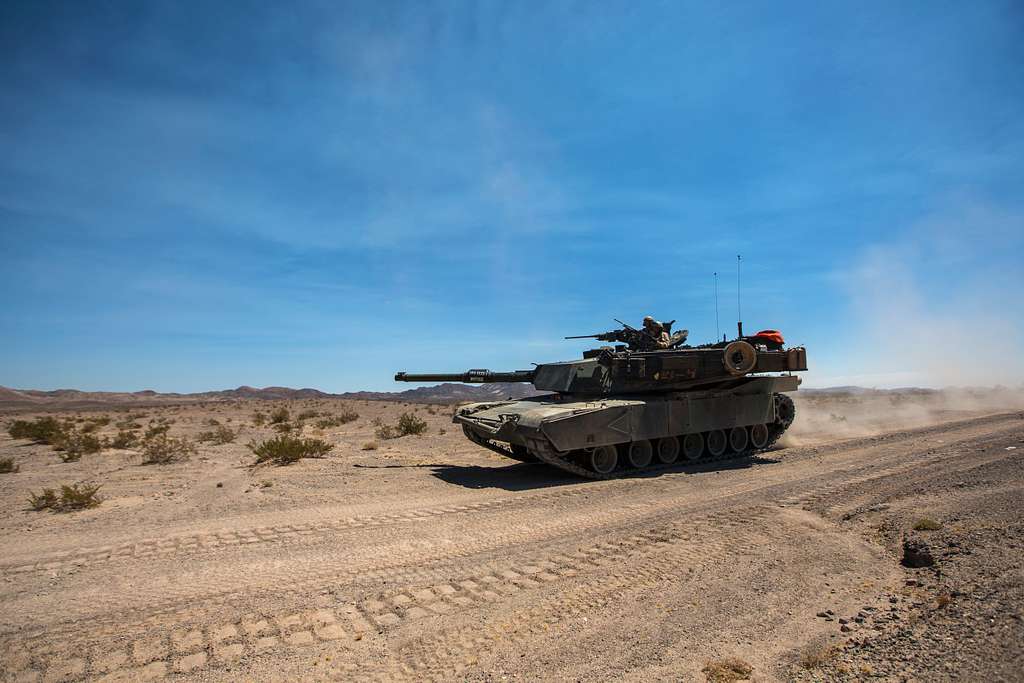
394, 321, 807, 480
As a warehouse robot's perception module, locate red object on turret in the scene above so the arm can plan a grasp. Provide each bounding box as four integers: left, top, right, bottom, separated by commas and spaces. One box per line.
751, 329, 785, 346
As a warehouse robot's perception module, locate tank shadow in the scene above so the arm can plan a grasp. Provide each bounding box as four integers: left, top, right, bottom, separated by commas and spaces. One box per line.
430, 454, 782, 491
429, 463, 580, 491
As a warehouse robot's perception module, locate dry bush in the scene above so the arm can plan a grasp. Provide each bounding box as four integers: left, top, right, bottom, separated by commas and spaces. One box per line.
375, 412, 429, 440
272, 421, 297, 434
297, 410, 319, 420
140, 434, 196, 465
197, 425, 236, 445
250, 435, 333, 465
799, 644, 838, 670
361, 441, 378, 451
316, 409, 359, 429
702, 658, 753, 682
8, 417, 68, 445
204, 418, 221, 426
252, 411, 267, 427
913, 517, 942, 531
143, 424, 170, 440
397, 412, 428, 436
0, 457, 18, 474
269, 406, 290, 424
29, 488, 58, 511
29, 483, 102, 512
108, 430, 139, 449
54, 429, 103, 462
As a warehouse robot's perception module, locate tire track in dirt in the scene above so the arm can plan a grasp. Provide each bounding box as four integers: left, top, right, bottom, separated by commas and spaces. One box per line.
1, 413, 1019, 682
2, 414, 1018, 643
4, 505, 783, 682
5, 412, 1015, 577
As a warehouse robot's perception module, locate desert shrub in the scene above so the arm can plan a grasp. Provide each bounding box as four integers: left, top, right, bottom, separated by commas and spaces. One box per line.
272, 421, 297, 434
29, 483, 102, 512
799, 644, 837, 670
396, 412, 428, 436
913, 518, 942, 531
252, 411, 267, 426
0, 457, 18, 473
374, 412, 428, 440
204, 418, 221, 426
371, 417, 384, 427
116, 416, 143, 429
8, 417, 68, 445
197, 425, 236, 445
80, 421, 101, 433
249, 435, 333, 465
438, 428, 446, 435
108, 430, 139, 449
297, 410, 319, 420
143, 424, 170, 440
316, 409, 359, 429
362, 441, 378, 451
702, 658, 753, 682
269, 406, 290, 424
29, 488, 58, 511
140, 434, 196, 465
54, 429, 103, 462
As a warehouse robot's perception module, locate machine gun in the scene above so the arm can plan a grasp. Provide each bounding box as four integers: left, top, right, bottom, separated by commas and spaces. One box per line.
565, 319, 688, 350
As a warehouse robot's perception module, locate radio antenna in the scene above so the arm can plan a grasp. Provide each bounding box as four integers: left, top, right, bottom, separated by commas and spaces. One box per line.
736, 254, 743, 338
714, 271, 720, 341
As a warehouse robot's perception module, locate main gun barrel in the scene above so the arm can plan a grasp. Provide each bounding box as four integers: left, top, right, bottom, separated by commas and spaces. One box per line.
395, 369, 535, 384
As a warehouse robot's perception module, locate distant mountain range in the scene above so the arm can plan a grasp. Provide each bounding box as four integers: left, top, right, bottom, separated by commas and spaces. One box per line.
0, 383, 542, 409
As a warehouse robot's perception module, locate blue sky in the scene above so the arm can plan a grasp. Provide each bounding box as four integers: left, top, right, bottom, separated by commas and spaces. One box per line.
1, 1, 1022, 392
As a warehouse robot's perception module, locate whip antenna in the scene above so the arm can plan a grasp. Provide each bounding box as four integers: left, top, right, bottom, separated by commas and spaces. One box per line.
714, 271, 720, 341
736, 254, 743, 338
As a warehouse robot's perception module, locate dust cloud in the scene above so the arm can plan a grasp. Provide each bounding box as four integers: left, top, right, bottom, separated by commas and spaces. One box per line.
782, 386, 1024, 447
788, 203, 1024, 445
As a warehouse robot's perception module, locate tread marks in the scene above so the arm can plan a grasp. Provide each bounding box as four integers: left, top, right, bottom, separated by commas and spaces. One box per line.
7, 508, 778, 682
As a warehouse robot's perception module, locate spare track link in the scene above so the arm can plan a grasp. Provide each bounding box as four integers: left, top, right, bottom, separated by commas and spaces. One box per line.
505, 392, 798, 481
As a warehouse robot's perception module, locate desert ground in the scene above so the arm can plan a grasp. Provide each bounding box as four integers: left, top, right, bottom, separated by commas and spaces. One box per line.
1, 391, 1022, 682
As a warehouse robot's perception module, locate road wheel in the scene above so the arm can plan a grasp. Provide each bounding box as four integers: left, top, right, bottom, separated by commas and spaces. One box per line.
627, 440, 653, 468
589, 445, 618, 474
706, 430, 727, 457
682, 433, 704, 461
656, 436, 680, 464
729, 426, 749, 452
749, 423, 769, 449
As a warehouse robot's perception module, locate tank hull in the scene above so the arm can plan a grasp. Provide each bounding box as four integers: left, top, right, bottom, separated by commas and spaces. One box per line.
454, 376, 796, 479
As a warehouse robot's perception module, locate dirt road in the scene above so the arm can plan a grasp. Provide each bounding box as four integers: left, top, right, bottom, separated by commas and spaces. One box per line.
1, 401, 1022, 681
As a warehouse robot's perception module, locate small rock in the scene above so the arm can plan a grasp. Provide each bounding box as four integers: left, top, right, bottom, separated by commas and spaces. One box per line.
841, 624, 853, 632
902, 537, 935, 568
839, 618, 849, 624
216, 482, 223, 488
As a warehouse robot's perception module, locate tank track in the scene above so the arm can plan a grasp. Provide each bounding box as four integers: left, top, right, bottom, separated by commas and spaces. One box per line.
472, 392, 797, 481
462, 425, 539, 463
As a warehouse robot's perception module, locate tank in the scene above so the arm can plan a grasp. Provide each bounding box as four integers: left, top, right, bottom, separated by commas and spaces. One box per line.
394, 323, 807, 479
